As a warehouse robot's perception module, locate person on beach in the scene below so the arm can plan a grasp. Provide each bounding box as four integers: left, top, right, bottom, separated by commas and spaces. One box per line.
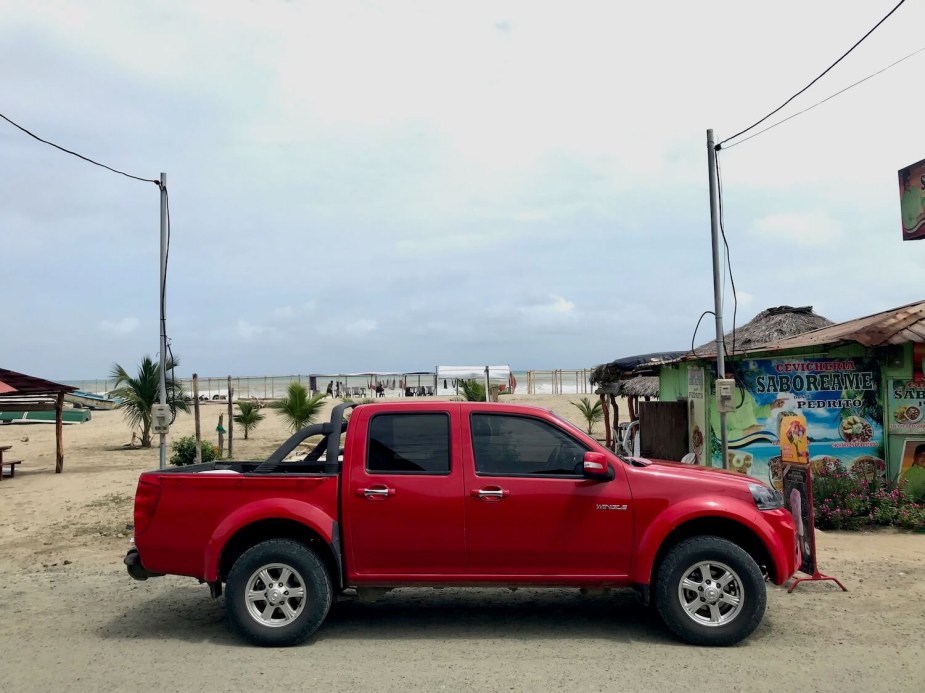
326, 381, 334, 398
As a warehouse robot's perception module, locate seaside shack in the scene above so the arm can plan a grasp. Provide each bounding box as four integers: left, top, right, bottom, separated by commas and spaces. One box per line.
589, 352, 684, 455
0, 368, 77, 473
651, 300, 925, 490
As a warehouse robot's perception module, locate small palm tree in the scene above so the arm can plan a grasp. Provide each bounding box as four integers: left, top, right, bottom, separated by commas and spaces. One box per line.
269, 382, 327, 432
234, 401, 265, 440
110, 355, 190, 447
459, 380, 487, 402
571, 396, 603, 435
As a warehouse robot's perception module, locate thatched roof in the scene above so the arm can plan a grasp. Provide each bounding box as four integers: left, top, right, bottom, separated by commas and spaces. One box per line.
619, 376, 659, 398
689, 306, 833, 359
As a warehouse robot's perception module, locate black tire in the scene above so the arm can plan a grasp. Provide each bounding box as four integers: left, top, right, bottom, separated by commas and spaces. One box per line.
654, 536, 766, 646
225, 539, 332, 647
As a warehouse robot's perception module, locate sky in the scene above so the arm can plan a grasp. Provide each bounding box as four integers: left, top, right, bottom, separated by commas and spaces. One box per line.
2, 0, 924, 380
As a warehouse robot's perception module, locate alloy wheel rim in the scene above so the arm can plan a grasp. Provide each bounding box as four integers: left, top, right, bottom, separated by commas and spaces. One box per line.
676, 560, 743, 627
244, 562, 307, 628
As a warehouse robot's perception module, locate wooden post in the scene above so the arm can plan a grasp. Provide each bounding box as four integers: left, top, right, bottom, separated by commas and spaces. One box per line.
193, 373, 202, 466
55, 391, 65, 473
227, 376, 234, 459
217, 413, 225, 458
600, 393, 611, 449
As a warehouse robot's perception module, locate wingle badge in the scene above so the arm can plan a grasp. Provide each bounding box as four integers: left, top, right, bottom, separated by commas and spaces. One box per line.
596, 504, 628, 511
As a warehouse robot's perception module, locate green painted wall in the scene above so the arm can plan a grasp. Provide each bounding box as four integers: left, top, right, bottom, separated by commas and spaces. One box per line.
659, 343, 911, 479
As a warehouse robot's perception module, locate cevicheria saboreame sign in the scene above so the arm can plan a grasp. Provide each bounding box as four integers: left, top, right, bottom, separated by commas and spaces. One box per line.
900, 157, 925, 241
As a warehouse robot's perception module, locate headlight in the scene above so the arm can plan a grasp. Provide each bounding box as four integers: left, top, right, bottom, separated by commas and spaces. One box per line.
749, 483, 783, 510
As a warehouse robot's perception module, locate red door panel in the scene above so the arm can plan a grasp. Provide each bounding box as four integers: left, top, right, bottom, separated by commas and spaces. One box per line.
345, 404, 465, 579
464, 411, 633, 578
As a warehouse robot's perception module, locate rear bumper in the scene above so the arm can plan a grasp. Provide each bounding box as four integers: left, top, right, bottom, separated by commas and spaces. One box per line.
124, 548, 163, 581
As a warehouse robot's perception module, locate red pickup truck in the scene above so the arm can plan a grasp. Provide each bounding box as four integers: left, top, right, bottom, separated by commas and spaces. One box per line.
125, 401, 796, 647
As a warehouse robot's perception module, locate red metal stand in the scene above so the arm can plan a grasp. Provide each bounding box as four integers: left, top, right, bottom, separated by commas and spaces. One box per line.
787, 571, 847, 593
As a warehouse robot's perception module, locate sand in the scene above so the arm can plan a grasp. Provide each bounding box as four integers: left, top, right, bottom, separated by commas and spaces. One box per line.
1, 395, 924, 692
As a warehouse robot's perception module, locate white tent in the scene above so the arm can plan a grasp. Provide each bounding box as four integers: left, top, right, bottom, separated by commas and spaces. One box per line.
436, 365, 511, 402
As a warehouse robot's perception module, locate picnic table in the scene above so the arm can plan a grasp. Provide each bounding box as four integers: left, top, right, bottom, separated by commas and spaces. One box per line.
0, 445, 22, 480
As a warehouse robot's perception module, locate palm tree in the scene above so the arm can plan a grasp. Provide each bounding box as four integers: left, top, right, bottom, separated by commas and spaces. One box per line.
234, 401, 265, 440
459, 380, 487, 402
269, 382, 327, 432
571, 396, 603, 435
110, 355, 190, 447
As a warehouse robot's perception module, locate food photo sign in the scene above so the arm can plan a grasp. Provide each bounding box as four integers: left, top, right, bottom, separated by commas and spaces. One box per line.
888, 379, 925, 433
709, 357, 884, 489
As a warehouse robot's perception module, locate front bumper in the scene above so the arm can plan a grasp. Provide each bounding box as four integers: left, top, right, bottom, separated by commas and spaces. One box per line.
124, 548, 163, 581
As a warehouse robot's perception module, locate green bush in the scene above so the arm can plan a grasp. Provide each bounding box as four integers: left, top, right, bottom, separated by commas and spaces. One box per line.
169, 436, 217, 466
812, 458, 924, 531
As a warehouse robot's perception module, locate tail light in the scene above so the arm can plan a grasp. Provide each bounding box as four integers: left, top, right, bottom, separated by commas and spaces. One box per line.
133, 476, 162, 536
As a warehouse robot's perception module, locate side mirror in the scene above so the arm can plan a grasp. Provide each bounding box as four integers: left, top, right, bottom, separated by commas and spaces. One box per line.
582, 451, 615, 482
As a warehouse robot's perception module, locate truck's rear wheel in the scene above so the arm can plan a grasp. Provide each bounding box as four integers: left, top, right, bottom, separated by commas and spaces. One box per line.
654, 536, 766, 646
225, 539, 332, 647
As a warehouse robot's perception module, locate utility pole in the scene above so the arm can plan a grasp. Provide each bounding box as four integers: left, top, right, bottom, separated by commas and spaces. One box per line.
706, 131, 729, 469
158, 172, 168, 470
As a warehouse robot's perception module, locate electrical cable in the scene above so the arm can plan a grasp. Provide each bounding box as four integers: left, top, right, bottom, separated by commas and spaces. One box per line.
0, 111, 160, 186
722, 44, 925, 149
718, 0, 908, 148
690, 310, 717, 357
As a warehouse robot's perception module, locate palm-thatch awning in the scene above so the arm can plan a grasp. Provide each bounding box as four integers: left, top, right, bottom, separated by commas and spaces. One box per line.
687, 306, 833, 360
619, 376, 659, 398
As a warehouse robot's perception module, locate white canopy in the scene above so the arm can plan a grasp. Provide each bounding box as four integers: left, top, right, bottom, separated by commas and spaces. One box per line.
437, 365, 511, 383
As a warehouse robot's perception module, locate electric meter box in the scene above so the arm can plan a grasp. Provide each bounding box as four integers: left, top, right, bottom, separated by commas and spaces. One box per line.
152, 404, 172, 434
715, 378, 737, 413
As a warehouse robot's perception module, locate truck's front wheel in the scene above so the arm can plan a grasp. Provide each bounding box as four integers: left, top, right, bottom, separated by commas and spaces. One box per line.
654, 536, 766, 646
225, 539, 332, 647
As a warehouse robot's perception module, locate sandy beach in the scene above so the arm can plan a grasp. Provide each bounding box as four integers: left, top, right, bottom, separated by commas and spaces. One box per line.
1, 394, 924, 691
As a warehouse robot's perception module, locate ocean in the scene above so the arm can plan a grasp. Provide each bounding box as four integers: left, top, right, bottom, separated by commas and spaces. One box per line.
62, 369, 596, 399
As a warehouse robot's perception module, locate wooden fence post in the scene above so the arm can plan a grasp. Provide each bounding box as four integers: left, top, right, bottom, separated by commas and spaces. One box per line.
227, 376, 234, 459
193, 373, 202, 465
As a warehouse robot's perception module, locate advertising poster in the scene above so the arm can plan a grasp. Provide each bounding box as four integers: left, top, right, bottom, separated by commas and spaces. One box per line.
899, 157, 925, 241
898, 439, 925, 501
888, 379, 925, 433
687, 366, 707, 465
783, 464, 816, 576
709, 357, 884, 489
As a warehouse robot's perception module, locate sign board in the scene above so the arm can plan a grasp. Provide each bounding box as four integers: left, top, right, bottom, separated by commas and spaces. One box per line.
898, 438, 925, 501
709, 357, 884, 489
887, 379, 925, 433
782, 464, 816, 576
687, 366, 707, 465
899, 158, 925, 241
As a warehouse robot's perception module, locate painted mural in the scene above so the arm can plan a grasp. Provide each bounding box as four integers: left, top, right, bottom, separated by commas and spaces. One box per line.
709, 356, 884, 489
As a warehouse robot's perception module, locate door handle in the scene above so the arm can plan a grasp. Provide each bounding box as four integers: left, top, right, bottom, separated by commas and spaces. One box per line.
356, 486, 395, 499
471, 486, 510, 500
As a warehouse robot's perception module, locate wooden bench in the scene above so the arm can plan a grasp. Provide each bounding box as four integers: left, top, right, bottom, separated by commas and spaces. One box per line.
1, 459, 22, 479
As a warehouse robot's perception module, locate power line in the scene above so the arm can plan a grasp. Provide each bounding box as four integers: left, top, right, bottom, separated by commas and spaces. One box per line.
722, 44, 925, 149
0, 111, 160, 186
719, 0, 908, 148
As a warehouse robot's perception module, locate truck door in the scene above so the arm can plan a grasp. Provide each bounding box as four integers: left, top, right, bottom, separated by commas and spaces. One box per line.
345, 406, 465, 579
464, 411, 633, 578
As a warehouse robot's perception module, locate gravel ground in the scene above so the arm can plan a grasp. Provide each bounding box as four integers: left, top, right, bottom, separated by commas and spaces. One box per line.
2, 404, 924, 692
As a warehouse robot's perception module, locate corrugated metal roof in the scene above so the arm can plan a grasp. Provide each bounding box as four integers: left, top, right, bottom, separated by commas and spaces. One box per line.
0, 369, 76, 397
737, 299, 925, 353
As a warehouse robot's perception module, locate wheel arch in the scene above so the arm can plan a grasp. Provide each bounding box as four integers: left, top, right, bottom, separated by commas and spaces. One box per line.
649, 517, 774, 586
217, 519, 343, 591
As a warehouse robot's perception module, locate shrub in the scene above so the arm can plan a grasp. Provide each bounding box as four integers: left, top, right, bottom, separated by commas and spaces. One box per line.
570, 396, 603, 435
170, 436, 217, 466
812, 458, 925, 531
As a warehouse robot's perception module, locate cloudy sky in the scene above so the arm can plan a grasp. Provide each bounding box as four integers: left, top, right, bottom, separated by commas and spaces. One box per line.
2, 0, 923, 380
